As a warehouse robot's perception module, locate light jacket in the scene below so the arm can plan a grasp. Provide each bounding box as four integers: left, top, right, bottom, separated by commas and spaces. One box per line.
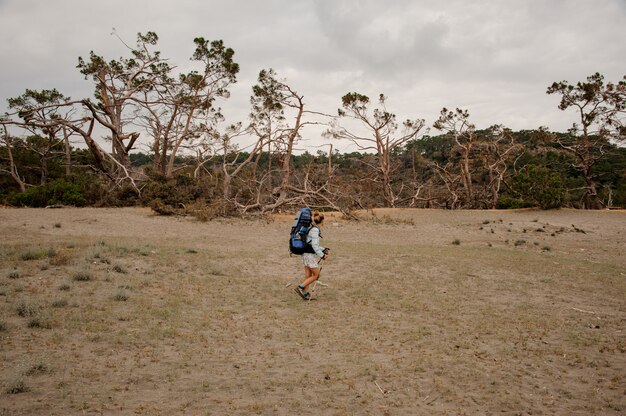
306, 225, 325, 257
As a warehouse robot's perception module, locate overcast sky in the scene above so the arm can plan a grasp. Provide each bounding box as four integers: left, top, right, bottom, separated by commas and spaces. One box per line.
1, 0, 625, 153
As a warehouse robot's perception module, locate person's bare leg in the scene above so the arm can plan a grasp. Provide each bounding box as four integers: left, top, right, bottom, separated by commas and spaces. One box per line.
302, 267, 312, 284
299, 267, 313, 294
302, 267, 320, 292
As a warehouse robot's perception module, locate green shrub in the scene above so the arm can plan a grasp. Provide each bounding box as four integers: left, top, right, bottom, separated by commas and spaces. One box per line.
512, 165, 567, 209
497, 195, 533, 209
8, 178, 87, 207
141, 174, 208, 208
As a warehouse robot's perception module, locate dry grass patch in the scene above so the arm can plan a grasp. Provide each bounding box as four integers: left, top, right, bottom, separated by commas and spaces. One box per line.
7, 270, 20, 279
0, 208, 624, 415
72, 270, 92, 282
15, 301, 40, 317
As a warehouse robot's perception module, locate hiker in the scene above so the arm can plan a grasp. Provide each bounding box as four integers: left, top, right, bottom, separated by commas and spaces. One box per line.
296, 210, 328, 299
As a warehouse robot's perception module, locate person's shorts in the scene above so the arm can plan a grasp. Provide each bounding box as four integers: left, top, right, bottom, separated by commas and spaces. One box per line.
302, 253, 320, 269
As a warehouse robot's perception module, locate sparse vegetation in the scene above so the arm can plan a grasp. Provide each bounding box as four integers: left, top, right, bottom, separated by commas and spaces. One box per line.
16, 301, 39, 317
25, 362, 49, 376
27, 318, 52, 329
51, 299, 68, 308
112, 264, 127, 274
113, 291, 129, 302
20, 249, 45, 261
0, 208, 623, 415
7, 270, 20, 279
6, 379, 29, 394
50, 251, 72, 266
72, 271, 91, 282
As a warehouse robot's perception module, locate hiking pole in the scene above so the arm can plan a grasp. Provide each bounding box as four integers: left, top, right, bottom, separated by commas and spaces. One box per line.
311, 249, 329, 297
310, 257, 324, 298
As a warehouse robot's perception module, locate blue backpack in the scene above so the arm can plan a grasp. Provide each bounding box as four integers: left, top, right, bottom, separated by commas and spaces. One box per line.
289, 207, 315, 255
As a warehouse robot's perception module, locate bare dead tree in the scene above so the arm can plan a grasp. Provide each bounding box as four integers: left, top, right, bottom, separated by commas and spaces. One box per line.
214, 123, 264, 200
479, 125, 523, 209
327, 93, 426, 207
0, 125, 27, 192
247, 69, 331, 212
77, 33, 162, 169
431, 161, 462, 209
433, 108, 478, 207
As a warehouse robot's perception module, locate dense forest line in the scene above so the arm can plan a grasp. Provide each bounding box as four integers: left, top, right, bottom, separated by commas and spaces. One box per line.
1, 128, 625, 214
1, 32, 624, 217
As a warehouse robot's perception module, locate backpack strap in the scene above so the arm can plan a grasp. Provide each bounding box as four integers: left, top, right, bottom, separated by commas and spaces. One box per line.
307, 224, 322, 239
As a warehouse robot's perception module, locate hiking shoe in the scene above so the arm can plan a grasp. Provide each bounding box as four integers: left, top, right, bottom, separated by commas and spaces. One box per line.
294, 287, 312, 300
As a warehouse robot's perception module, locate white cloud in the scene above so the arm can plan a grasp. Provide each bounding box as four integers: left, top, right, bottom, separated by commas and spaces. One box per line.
1, 0, 625, 150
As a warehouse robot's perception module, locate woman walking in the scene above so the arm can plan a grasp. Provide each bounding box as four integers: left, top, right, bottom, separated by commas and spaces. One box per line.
296, 210, 329, 300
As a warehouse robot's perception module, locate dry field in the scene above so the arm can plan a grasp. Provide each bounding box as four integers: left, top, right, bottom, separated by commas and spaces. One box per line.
0, 207, 624, 415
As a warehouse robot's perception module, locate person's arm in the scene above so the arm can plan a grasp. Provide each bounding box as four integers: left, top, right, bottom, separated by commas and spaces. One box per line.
309, 227, 326, 258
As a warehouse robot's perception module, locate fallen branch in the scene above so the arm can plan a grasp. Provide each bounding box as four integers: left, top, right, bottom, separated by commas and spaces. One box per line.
374, 381, 386, 395
425, 394, 439, 405
571, 307, 596, 314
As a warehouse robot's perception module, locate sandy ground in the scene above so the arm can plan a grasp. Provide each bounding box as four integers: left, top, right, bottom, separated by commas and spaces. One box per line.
0, 207, 624, 415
